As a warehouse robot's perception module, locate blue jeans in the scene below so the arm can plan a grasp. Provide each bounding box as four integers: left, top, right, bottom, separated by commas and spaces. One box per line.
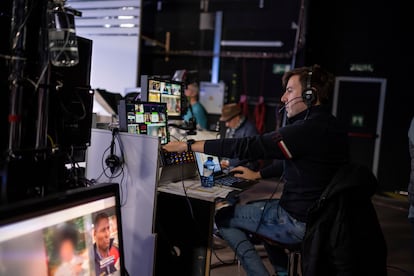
215, 199, 306, 276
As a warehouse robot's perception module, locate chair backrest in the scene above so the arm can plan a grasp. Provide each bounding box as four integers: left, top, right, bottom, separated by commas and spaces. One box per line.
302, 163, 387, 276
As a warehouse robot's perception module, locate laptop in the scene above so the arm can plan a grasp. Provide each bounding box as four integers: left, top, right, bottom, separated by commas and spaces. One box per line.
194, 152, 257, 190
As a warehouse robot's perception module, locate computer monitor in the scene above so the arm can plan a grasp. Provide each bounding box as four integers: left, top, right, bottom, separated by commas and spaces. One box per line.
0, 183, 126, 276
140, 75, 188, 120
122, 101, 169, 145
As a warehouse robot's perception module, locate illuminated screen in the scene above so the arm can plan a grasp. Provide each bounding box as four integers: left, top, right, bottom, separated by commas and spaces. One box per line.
126, 101, 169, 145
0, 183, 126, 276
146, 78, 185, 119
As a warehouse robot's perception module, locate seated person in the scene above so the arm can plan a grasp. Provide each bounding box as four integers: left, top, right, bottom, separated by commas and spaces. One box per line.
183, 81, 208, 130
219, 103, 260, 171
163, 64, 350, 275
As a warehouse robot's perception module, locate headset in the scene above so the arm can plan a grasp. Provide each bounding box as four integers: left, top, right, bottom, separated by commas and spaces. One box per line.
105, 128, 123, 174
302, 66, 317, 107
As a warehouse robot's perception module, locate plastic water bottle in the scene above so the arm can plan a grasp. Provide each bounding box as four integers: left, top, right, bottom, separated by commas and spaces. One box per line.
202, 156, 215, 187
48, 0, 79, 67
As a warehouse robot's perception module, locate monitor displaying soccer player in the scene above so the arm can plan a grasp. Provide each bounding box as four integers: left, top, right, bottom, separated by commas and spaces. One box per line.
0, 183, 126, 276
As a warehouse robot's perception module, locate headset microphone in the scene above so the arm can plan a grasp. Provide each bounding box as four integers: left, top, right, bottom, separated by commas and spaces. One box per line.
278, 96, 304, 114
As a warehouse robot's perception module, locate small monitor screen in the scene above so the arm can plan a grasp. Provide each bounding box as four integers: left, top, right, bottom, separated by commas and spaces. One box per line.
125, 101, 169, 145
0, 183, 126, 276
144, 76, 187, 120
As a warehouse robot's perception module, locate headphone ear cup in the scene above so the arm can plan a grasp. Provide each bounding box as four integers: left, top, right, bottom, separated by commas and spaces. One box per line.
302, 88, 316, 105
105, 154, 121, 174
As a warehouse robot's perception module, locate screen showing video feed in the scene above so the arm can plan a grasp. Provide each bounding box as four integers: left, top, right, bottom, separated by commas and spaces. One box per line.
147, 78, 183, 118
0, 185, 125, 276
126, 101, 169, 145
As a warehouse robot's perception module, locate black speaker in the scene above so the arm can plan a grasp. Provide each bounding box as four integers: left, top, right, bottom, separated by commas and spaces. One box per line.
302, 67, 317, 106
48, 36, 94, 151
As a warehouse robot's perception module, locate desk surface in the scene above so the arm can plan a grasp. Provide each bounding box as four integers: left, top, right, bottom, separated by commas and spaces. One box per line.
157, 177, 284, 203
157, 178, 234, 202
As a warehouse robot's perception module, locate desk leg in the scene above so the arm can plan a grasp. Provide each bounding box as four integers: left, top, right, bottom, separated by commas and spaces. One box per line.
155, 192, 215, 276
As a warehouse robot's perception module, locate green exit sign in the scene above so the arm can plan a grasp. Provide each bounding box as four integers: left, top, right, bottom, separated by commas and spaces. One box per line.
351, 115, 364, 127
273, 64, 291, 74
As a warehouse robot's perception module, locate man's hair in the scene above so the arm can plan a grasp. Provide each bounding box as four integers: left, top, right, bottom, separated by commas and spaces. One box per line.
282, 64, 335, 105
187, 81, 199, 93
93, 212, 109, 228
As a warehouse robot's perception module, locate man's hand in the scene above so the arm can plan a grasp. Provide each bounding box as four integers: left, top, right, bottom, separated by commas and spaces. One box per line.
220, 159, 230, 169
230, 166, 261, 181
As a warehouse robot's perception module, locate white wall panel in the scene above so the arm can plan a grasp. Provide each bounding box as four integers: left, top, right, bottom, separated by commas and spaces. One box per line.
67, 0, 141, 95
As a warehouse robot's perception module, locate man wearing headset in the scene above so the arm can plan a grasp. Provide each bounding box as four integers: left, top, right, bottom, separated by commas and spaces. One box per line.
163, 64, 348, 275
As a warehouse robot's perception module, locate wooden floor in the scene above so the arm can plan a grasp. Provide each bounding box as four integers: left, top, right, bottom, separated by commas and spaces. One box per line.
210, 193, 414, 276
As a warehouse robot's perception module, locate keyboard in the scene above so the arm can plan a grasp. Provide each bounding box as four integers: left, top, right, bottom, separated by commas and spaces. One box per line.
159, 149, 195, 166
214, 175, 257, 190
215, 176, 245, 186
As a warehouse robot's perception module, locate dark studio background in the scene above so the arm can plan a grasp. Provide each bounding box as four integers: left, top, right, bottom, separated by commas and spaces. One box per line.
0, 0, 412, 195
140, 0, 412, 193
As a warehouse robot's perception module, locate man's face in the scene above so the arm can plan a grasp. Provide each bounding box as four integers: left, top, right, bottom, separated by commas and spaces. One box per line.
225, 115, 239, 129
94, 218, 110, 252
280, 74, 308, 118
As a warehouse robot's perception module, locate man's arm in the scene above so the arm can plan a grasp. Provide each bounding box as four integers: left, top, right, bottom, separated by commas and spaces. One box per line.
162, 140, 205, 153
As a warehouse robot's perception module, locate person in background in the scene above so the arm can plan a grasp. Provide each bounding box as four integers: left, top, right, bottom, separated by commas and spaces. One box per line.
219, 103, 260, 171
183, 81, 208, 130
408, 116, 414, 255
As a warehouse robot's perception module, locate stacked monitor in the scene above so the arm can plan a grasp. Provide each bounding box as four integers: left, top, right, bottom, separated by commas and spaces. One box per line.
0, 183, 126, 276
119, 101, 169, 145
140, 75, 188, 120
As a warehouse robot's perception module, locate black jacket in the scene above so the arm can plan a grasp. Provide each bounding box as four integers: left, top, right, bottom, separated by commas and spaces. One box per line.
205, 106, 349, 221
302, 163, 387, 276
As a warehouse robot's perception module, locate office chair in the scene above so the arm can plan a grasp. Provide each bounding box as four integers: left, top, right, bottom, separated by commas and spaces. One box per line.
247, 232, 302, 276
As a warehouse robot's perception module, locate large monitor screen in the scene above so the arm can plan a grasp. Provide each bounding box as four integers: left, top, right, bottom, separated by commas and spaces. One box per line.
0, 183, 126, 276
140, 75, 187, 120
125, 101, 169, 145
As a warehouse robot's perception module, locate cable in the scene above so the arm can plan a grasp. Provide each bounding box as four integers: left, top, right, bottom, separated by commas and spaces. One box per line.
278, 96, 304, 114
181, 163, 195, 220
233, 238, 257, 263
114, 133, 128, 206
254, 178, 283, 234
11, 0, 37, 51
58, 87, 88, 121
49, 4, 75, 66
211, 248, 238, 267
